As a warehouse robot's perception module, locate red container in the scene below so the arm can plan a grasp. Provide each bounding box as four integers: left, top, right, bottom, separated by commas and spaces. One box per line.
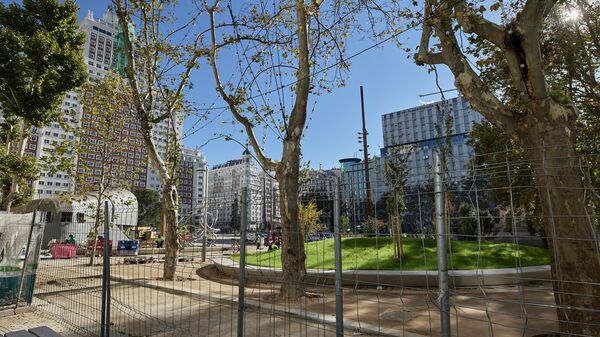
51, 244, 78, 259
87, 240, 113, 256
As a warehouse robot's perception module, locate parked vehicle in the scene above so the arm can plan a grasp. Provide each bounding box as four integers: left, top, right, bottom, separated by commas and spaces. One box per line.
306, 234, 321, 242
319, 232, 334, 240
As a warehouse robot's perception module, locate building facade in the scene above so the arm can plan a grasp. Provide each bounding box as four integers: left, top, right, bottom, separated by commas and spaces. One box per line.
260, 172, 281, 230
381, 95, 484, 186
338, 157, 386, 230
299, 169, 341, 231
178, 148, 208, 217
19, 9, 185, 206
207, 151, 279, 231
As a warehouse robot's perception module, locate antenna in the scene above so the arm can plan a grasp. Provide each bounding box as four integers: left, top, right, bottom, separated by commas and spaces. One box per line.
418, 88, 458, 97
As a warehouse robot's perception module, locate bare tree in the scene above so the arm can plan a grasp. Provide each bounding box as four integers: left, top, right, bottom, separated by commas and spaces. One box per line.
415, 0, 600, 334
205, 0, 356, 299
383, 147, 410, 260
113, 0, 202, 280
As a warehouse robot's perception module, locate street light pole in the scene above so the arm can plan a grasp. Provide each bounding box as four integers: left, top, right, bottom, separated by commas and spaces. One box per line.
201, 165, 209, 262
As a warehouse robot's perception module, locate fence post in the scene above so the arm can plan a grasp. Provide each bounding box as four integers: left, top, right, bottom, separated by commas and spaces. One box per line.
237, 187, 248, 337
15, 210, 37, 309
101, 201, 111, 337
333, 179, 344, 337
434, 152, 451, 337
202, 167, 209, 262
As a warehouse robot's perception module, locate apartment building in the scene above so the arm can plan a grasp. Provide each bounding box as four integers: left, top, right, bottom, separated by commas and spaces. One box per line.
207, 150, 279, 231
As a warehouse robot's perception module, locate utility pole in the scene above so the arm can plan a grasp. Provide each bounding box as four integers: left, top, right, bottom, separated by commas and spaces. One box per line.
201, 166, 209, 262
359, 86, 373, 218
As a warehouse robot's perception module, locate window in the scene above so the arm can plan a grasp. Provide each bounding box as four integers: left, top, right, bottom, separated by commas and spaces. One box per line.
77, 213, 85, 223
60, 212, 72, 223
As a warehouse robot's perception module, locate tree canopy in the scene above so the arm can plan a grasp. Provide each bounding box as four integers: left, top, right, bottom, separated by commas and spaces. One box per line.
0, 0, 86, 126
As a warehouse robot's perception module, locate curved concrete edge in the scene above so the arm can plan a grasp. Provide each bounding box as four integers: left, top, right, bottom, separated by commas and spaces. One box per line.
212, 257, 552, 288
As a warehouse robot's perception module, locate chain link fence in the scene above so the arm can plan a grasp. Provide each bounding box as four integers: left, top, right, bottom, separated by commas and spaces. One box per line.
7, 146, 598, 336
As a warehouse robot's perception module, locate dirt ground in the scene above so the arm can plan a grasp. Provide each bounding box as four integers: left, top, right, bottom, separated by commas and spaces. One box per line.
0, 309, 85, 337
0, 251, 559, 337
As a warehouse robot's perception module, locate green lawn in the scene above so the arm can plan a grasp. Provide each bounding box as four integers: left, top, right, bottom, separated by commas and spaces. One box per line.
234, 237, 550, 270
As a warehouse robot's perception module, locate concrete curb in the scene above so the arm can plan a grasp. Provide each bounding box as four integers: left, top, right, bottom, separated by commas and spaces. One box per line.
0, 305, 38, 317
111, 275, 427, 337
214, 257, 552, 288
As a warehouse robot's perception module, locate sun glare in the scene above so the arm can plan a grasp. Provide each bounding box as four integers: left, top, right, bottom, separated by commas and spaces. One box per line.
564, 8, 581, 21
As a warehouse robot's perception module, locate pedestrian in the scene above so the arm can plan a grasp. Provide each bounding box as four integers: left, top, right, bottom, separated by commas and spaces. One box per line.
267, 232, 274, 251
67, 234, 77, 245
255, 235, 261, 250
156, 234, 164, 248
274, 236, 281, 249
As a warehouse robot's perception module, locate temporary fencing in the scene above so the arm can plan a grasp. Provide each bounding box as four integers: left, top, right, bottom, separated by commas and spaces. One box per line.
12, 145, 600, 337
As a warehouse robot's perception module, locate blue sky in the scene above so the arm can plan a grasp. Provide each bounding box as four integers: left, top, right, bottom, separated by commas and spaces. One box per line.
75, 1, 456, 169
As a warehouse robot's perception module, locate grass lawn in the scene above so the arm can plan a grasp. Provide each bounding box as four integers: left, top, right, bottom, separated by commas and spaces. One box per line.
234, 237, 550, 270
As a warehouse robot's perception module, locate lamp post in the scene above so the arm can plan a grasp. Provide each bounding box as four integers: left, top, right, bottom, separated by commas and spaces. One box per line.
201, 164, 209, 262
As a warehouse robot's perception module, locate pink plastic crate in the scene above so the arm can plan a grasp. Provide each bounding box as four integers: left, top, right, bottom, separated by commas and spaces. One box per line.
51, 244, 78, 259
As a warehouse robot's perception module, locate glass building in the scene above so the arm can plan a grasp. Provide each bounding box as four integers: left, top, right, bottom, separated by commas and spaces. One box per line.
381, 95, 484, 186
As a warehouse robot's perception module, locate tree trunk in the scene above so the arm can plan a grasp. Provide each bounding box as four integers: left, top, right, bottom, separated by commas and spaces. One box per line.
392, 216, 398, 259
276, 140, 306, 300
0, 133, 29, 212
89, 197, 103, 266
162, 185, 179, 280
398, 217, 403, 259
519, 107, 600, 336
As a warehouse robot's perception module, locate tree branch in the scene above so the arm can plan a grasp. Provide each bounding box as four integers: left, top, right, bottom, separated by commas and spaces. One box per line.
415, 1, 516, 133
415, 20, 444, 65
215, 35, 292, 50
288, 0, 311, 141
453, 1, 506, 48
512, 0, 558, 99
207, 1, 278, 172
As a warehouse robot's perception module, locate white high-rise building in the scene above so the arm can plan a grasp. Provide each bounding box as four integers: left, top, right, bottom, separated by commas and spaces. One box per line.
178, 148, 208, 217
207, 150, 279, 231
